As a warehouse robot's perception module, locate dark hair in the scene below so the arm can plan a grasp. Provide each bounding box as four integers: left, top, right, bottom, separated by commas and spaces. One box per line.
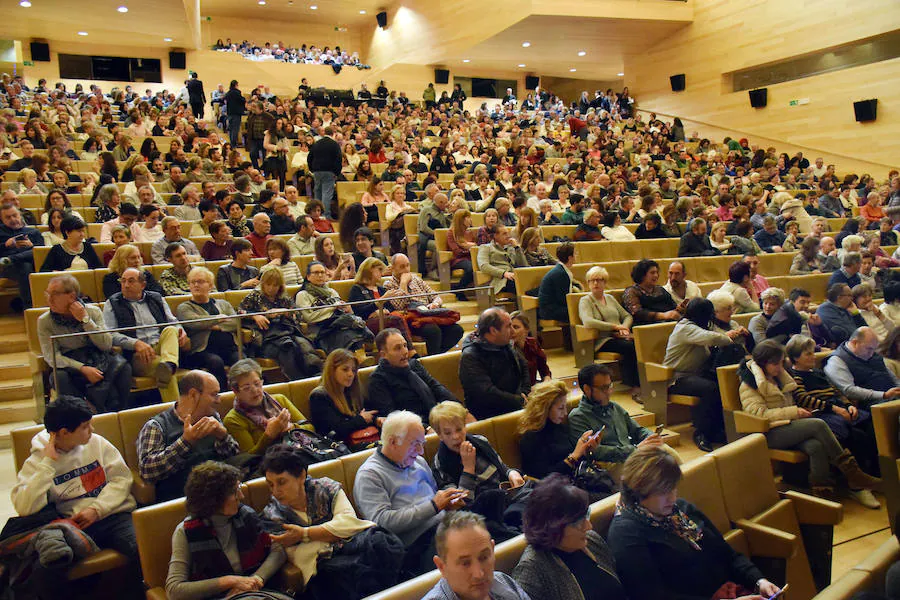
258, 190, 276, 205
752, 339, 786, 370
556, 242, 575, 263
339, 203, 366, 252
631, 259, 659, 285
139, 203, 160, 218
684, 297, 714, 328
260, 444, 309, 478
198, 199, 218, 215
231, 238, 252, 257
735, 221, 754, 237
225, 198, 246, 214
266, 236, 291, 261
644, 213, 662, 227
374, 327, 405, 352
43, 395, 94, 433
184, 461, 243, 518
602, 211, 619, 227
120, 203, 138, 217
728, 261, 751, 284
577, 363, 612, 390
789, 287, 811, 302
164, 242, 186, 260
884, 282, 900, 305
305, 199, 325, 215
354, 226, 375, 243
60, 215, 86, 238
523, 474, 590, 550
826, 283, 850, 303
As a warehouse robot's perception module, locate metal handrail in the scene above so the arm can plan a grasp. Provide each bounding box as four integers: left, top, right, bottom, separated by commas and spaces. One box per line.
47, 283, 495, 392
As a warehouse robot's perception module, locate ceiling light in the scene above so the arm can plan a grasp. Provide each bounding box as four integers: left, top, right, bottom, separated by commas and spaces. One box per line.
569, 68, 577, 72
462, 59, 470, 63
359, 9, 366, 14
617, 72, 624, 76
164, 37, 173, 42
258, 1, 266, 4
310, 3, 317, 7
77, 31, 88, 36
19, 1, 31, 7
521, 42, 531, 48
577, 51, 586, 56
117, 5, 128, 12
517, 64, 526, 68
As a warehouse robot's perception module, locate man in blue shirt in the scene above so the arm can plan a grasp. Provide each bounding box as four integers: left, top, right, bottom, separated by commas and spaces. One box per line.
828, 252, 862, 289
753, 216, 787, 253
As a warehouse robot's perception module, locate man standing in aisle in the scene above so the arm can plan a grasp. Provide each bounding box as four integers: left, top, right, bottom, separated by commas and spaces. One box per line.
307, 127, 342, 220
186, 71, 206, 119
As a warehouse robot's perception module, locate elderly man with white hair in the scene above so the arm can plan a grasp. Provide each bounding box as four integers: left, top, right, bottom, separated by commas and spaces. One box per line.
527, 182, 549, 212
824, 326, 900, 408
353, 410, 469, 576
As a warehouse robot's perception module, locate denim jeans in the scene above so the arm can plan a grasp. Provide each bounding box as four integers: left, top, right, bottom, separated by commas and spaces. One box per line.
314, 171, 337, 218
227, 115, 242, 147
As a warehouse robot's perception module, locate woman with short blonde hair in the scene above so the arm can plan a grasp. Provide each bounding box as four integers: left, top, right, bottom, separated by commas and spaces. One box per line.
102, 243, 164, 298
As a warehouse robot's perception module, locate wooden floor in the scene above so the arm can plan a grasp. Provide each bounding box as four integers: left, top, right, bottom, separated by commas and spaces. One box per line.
0, 347, 888, 584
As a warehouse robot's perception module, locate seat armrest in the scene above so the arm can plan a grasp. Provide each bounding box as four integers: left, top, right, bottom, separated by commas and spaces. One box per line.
643, 362, 673, 382
779, 490, 843, 525
130, 469, 156, 506
734, 518, 797, 559
574, 325, 599, 343
520, 296, 539, 311
733, 411, 771, 433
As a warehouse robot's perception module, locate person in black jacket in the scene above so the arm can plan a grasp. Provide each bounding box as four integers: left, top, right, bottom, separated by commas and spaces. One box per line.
459, 308, 531, 420
39, 215, 101, 273
366, 329, 462, 426
608, 445, 782, 600
186, 72, 206, 119
308, 348, 380, 447
223, 79, 246, 148
0, 203, 43, 309
635, 213, 667, 239
537, 243, 581, 323
678, 217, 721, 257
307, 127, 343, 219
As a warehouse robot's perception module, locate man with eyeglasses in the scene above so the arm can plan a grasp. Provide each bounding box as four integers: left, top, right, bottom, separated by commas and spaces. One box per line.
137, 370, 239, 502
824, 326, 900, 409
568, 364, 666, 466
103, 267, 190, 404
815, 283, 867, 346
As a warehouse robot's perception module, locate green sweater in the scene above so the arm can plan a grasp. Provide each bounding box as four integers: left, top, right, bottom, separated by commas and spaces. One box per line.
567, 396, 650, 463
223, 394, 313, 455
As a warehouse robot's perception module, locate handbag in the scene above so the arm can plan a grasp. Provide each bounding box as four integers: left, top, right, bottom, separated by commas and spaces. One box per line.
572, 459, 618, 498
282, 424, 351, 463
345, 426, 380, 451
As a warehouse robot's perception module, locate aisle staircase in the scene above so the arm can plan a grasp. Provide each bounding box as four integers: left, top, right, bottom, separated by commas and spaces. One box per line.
0, 315, 38, 448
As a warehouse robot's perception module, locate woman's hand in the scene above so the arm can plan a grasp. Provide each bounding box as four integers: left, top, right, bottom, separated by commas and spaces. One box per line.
574, 430, 600, 459
757, 579, 780, 597
270, 523, 306, 547
833, 406, 852, 422
797, 407, 813, 419
460, 441, 477, 473
251, 314, 270, 330
264, 409, 291, 438
360, 408, 378, 424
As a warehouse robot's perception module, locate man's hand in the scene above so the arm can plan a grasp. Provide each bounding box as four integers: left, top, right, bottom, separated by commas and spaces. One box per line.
503, 271, 516, 281
638, 433, 664, 447
177, 328, 190, 349
885, 388, 900, 400
42, 432, 59, 460
797, 407, 813, 418
252, 315, 270, 330
399, 272, 412, 288
79, 365, 105, 384
726, 329, 745, 341
460, 441, 477, 473
848, 405, 858, 420
241, 278, 260, 289
72, 508, 100, 529
4, 237, 17, 248
808, 314, 822, 326
69, 301, 87, 322
507, 470, 525, 488
182, 414, 216, 444
662, 310, 681, 321
833, 406, 852, 422
433, 488, 468, 511
133, 340, 156, 364
15, 237, 32, 249
757, 580, 780, 597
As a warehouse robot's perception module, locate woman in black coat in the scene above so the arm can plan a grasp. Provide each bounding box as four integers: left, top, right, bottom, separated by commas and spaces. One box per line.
39, 216, 102, 273
607, 446, 782, 600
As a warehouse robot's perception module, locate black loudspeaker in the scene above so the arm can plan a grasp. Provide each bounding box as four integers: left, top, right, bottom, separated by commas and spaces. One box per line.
376, 11, 387, 28
434, 69, 450, 84
669, 73, 685, 92
749, 88, 768, 108
169, 51, 186, 70
853, 99, 877, 122
525, 75, 540, 89
30, 42, 50, 62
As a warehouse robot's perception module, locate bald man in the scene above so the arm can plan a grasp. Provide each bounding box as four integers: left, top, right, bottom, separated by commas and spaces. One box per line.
824, 326, 900, 408
246, 212, 273, 257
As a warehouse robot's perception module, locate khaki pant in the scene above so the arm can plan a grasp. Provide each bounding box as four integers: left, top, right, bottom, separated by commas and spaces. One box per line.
131, 326, 180, 403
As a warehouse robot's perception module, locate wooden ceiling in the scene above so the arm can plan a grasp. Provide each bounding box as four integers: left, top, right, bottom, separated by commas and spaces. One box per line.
200, 0, 386, 27
0, 0, 191, 47
443, 15, 690, 80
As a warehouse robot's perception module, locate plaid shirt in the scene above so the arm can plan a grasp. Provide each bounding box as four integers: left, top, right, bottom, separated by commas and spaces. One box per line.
137, 409, 239, 483
159, 267, 191, 296
384, 274, 438, 311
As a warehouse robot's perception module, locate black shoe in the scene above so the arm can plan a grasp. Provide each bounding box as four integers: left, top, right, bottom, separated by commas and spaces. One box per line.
693, 430, 713, 453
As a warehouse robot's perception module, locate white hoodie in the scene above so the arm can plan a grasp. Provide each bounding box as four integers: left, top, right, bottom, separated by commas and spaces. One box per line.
11, 430, 136, 519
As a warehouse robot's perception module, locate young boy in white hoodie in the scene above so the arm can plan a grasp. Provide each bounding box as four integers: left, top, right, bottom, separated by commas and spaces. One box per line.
11, 395, 142, 598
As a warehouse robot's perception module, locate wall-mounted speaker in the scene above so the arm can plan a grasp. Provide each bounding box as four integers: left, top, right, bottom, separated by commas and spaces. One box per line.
169, 51, 186, 70
376, 11, 387, 28
525, 75, 540, 90
749, 88, 767, 108
853, 99, 877, 122
669, 73, 685, 92
434, 68, 450, 84
30, 42, 50, 62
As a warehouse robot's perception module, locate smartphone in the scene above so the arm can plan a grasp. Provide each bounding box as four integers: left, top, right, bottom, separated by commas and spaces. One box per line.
767, 584, 788, 600
591, 425, 606, 441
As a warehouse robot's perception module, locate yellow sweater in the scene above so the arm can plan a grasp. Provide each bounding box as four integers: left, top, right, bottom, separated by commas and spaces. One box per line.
223, 393, 314, 454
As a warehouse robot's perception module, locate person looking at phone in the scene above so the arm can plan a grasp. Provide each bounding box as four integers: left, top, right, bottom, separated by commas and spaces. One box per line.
354, 410, 469, 577
568, 364, 670, 466
137, 370, 240, 502
0, 202, 44, 309
608, 445, 781, 600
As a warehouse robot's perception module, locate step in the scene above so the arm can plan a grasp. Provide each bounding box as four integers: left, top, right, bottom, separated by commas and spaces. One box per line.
441, 299, 480, 317
0, 315, 25, 335
0, 419, 40, 449
0, 351, 30, 379
0, 378, 34, 401
0, 333, 28, 353
0, 400, 37, 425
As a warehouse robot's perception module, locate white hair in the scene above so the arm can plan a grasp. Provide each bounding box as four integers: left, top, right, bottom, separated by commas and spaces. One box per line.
707, 290, 735, 313
380, 410, 422, 444
842, 234, 864, 251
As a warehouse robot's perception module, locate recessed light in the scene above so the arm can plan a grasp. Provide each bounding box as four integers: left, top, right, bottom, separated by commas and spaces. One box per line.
77, 31, 88, 36
164, 37, 173, 42
521, 42, 531, 48
517, 64, 526, 68
117, 5, 128, 12
258, 1, 266, 4
578, 51, 586, 56
617, 72, 624, 77
462, 59, 470, 63
569, 68, 577, 72
310, 3, 317, 7
359, 9, 366, 14
19, 0, 31, 7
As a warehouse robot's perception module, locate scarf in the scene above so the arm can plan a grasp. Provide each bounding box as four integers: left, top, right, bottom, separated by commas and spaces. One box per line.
261, 477, 342, 529
303, 281, 338, 305
235, 391, 284, 430
183, 505, 270, 581
615, 497, 703, 551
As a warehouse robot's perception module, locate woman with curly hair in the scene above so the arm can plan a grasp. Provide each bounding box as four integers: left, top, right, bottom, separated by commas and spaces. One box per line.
166, 461, 288, 600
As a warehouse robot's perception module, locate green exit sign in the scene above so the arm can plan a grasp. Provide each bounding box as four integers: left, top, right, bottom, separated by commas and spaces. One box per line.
789, 99, 798, 106
23, 60, 33, 66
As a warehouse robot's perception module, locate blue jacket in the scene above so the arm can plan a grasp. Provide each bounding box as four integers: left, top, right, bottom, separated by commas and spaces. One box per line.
753, 229, 787, 252
815, 301, 866, 345
828, 268, 862, 289
538, 263, 574, 322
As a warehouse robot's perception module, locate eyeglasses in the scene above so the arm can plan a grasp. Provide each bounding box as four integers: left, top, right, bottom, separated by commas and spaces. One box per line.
237, 380, 263, 393
567, 507, 592, 527
592, 382, 614, 391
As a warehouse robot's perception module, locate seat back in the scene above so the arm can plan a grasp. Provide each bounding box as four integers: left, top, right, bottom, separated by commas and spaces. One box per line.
588, 493, 620, 538
117, 402, 174, 471
490, 411, 524, 470
418, 351, 463, 402
716, 364, 743, 412
133, 497, 188, 590
513, 266, 553, 300
677, 455, 732, 536
30, 270, 99, 309
633, 321, 677, 365
710, 433, 781, 522
287, 376, 321, 423
494, 534, 528, 575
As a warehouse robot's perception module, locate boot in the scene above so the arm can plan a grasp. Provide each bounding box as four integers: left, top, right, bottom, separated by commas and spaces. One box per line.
835, 449, 882, 490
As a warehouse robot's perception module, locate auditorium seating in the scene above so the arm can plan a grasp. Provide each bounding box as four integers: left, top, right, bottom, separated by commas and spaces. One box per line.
872, 399, 900, 532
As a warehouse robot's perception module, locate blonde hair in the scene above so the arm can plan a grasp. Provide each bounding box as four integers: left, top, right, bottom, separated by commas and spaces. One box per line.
188, 265, 215, 286
108, 244, 141, 274
621, 445, 682, 505
518, 379, 569, 435
451, 209, 471, 242
355, 256, 385, 285
586, 266, 609, 281
259, 267, 286, 297
520, 227, 543, 251
17, 168, 36, 182
429, 400, 468, 431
